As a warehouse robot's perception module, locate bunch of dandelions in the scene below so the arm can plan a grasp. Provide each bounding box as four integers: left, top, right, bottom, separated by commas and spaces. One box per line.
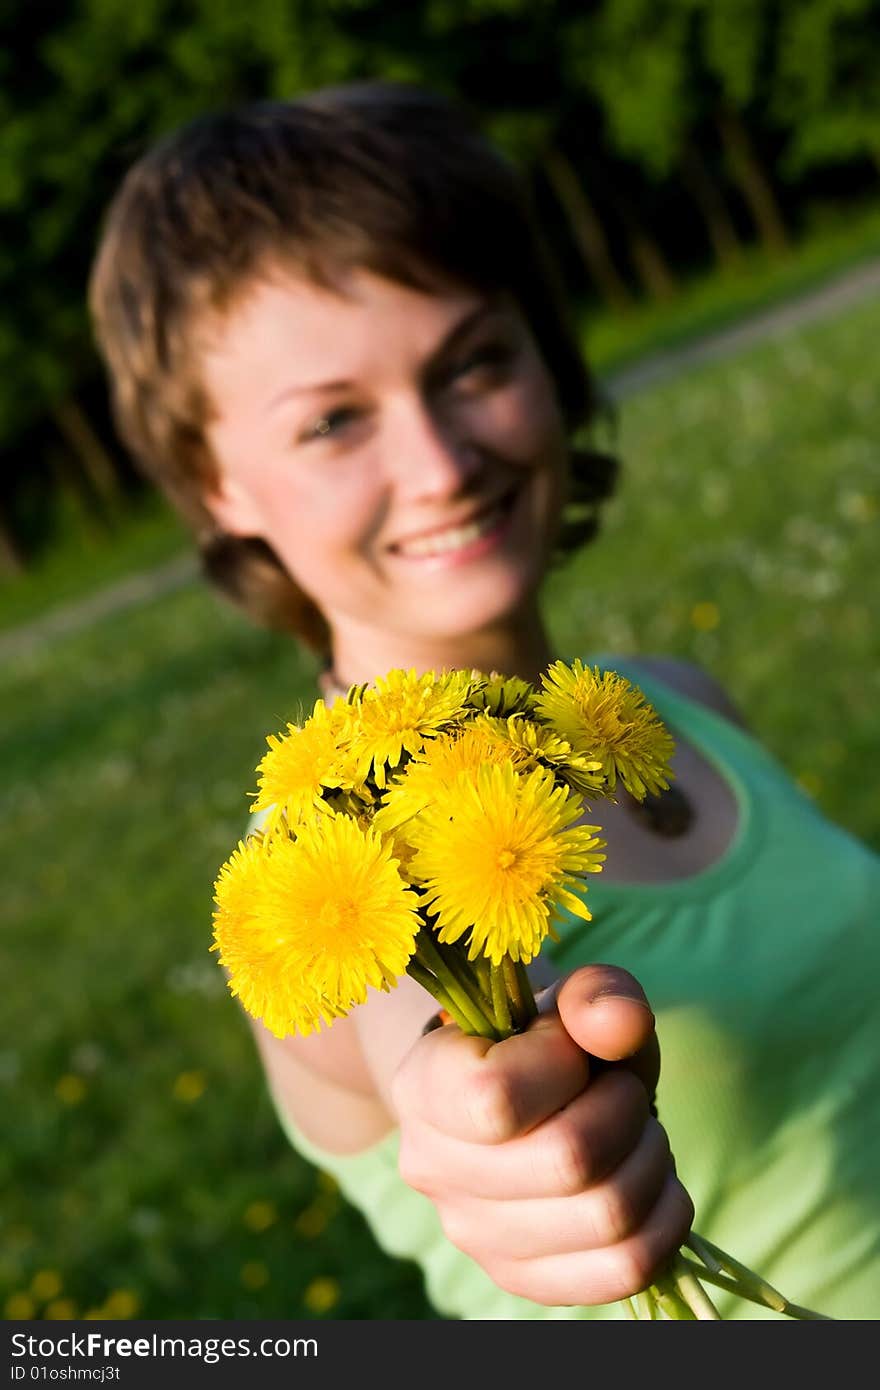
212, 660, 829, 1322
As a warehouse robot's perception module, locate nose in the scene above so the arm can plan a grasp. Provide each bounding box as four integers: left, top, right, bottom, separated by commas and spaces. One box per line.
386, 395, 484, 500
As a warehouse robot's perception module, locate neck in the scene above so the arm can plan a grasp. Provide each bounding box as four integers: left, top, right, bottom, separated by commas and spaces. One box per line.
323, 608, 557, 696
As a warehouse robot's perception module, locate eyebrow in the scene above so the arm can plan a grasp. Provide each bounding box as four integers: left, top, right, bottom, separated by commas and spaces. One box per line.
265, 300, 503, 414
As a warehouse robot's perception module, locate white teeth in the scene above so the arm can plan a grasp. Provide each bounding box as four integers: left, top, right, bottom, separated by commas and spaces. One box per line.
396, 504, 505, 558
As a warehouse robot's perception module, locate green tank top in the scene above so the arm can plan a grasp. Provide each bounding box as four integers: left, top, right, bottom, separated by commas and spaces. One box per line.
266, 665, 880, 1320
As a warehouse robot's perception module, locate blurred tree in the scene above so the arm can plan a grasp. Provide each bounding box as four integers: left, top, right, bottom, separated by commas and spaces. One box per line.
2, 0, 880, 570
773, 0, 880, 184
324, 0, 681, 304
0, 0, 363, 561
701, 0, 789, 253
569, 0, 786, 264
540, 145, 635, 311
0, 505, 25, 575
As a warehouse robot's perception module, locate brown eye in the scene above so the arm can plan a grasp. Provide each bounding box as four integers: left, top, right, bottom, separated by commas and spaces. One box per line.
451, 342, 516, 388
303, 407, 360, 441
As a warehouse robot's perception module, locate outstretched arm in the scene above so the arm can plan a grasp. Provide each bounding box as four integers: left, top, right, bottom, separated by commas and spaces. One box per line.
251, 962, 692, 1307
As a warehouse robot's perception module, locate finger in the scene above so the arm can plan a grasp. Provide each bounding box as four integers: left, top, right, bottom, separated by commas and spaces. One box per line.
399, 1067, 649, 1202
538, 966, 660, 1103
437, 1117, 672, 1261
393, 1010, 591, 1144
556, 964, 657, 1064
599, 1030, 661, 1115
486, 1171, 694, 1308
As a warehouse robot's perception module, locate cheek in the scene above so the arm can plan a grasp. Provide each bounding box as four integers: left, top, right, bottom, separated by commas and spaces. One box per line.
313, 470, 386, 547
478, 374, 567, 468
520, 368, 568, 450
260, 466, 383, 571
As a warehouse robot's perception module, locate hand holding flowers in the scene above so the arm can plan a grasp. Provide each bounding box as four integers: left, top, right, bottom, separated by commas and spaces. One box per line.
212, 661, 829, 1320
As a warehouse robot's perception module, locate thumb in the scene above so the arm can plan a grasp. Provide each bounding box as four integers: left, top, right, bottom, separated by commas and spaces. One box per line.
551, 964, 660, 1099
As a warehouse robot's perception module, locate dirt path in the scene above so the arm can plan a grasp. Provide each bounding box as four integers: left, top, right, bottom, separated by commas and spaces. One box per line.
0, 552, 198, 662
4, 253, 880, 664
606, 256, 880, 400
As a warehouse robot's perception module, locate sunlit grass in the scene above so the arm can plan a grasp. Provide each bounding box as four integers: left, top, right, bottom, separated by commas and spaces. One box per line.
0, 495, 190, 634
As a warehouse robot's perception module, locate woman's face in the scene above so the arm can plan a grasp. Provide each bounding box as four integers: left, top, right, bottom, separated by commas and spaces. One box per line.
201, 264, 569, 670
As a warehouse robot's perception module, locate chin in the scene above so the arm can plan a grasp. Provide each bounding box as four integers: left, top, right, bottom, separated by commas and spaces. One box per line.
411, 573, 542, 644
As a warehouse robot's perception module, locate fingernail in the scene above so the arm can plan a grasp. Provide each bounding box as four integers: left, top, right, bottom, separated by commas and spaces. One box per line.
590, 990, 655, 1022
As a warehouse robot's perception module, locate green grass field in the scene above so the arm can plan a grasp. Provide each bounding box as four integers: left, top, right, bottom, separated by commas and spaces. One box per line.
2, 294, 878, 1321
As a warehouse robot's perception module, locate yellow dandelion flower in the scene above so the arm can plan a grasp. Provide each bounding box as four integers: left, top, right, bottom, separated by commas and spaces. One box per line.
346, 668, 473, 789
212, 831, 275, 955
251, 699, 356, 833
31, 1270, 62, 1301
212, 832, 331, 1036
690, 600, 720, 632
244, 1200, 277, 1232
303, 1276, 340, 1314
55, 1074, 86, 1105
172, 1070, 206, 1102
374, 726, 510, 836
102, 1289, 140, 1319
533, 660, 675, 799
4, 1293, 36, 1319
295, 1203, 329, 1239
475, 713, 606, 796
408, 761, 605, 966
465, 671, 534, 716
241, 1261, 269, 1291
44, 1298, 77, 1320
212, 816, 421, 1037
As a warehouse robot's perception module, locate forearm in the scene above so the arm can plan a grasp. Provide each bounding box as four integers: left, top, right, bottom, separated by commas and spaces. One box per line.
353, 973, 444, 1115
247, 975, 438, 1155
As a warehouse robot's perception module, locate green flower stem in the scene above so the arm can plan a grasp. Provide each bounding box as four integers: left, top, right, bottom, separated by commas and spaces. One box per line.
405, 959, 485, 1038
684, 1231, 723, 1275
473, 955, 492, 1004
687, 1230, 781, 1298
434, 937, 496, 1017
515, 960, 539, 1021
685, 1232, 830, 1319
490, 963, 512, 1035
768, 1300, 832, 1322
669, 1255, 722, 1319
648, 1277, 698, 1320
413, 931, 500, 1040
502, 956, 538, 1031
631, 1290, 659, 1319
679, 1255, 831, 1320
677, 1257, 772, 1312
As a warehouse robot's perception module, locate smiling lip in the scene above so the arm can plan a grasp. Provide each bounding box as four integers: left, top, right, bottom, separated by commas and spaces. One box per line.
389, 488, 519, 561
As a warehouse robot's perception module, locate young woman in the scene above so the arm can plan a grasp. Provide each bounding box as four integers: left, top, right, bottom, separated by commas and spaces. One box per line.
88, 83, 880, 1319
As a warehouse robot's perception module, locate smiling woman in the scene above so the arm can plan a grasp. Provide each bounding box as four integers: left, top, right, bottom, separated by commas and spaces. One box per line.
87, 80, 880, 1324
89, 83, 614, 661
199, 270, 569, 685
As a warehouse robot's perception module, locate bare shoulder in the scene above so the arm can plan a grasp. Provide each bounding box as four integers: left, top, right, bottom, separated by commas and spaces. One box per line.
623, 655, 748, 730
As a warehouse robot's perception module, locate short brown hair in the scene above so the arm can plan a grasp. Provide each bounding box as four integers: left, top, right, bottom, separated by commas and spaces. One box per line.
89, 82, 616, 655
